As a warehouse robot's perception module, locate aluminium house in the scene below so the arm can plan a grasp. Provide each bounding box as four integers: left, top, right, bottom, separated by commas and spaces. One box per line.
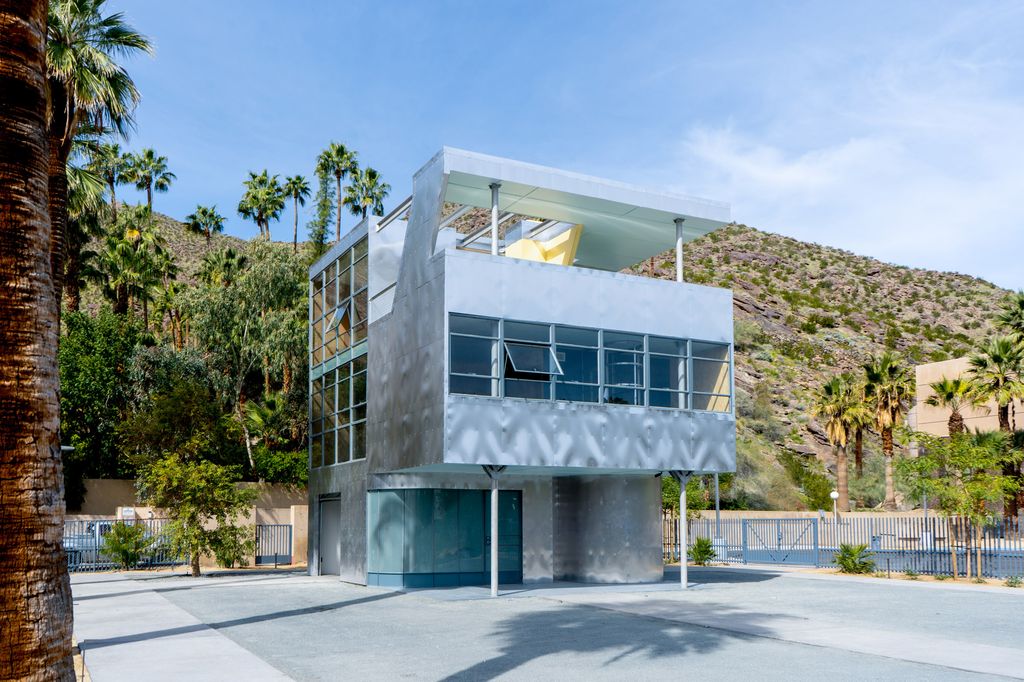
308, 148, 736, 591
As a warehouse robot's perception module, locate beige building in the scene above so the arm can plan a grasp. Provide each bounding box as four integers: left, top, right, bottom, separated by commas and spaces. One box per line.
913, 357, 1023, 436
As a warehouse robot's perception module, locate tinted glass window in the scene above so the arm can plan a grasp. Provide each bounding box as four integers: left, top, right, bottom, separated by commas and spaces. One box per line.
605, 350, 644, 386
650, 355, 686, 391
505, 342, 562, 375
556, 346, 598, 384
450, 315, 497, 337
504, 321, 549, 343
451, 336, 497, 376
604, 332, 643, 351
692, 341, 728, 361
556, 326, 598, 346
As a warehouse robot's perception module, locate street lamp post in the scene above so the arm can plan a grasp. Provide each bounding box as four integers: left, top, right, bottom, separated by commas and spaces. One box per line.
830, 489, 839, 523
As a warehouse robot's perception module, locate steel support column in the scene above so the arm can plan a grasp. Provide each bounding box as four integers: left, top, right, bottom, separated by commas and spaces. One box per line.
674, 218, 685, 282
483, 465, 506, 596
490, 183, 501, 256
670, 470, 693, 589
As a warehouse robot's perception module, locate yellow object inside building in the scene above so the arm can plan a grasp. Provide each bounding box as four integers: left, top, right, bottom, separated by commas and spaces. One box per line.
505, 224, 583, 266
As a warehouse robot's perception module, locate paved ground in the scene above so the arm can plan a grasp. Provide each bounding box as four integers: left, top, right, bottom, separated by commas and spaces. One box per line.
72, 566, 1024, 681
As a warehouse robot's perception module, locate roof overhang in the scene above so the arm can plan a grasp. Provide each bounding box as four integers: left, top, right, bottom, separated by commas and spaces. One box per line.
434, 147, 731, 271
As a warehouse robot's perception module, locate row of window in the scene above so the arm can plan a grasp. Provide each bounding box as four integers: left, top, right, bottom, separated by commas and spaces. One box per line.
311, 237, 369, 366
448, 314, 731, 412
310, 352, 368, 467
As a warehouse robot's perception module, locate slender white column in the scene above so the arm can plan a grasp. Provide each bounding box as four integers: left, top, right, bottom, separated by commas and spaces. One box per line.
490, 476, 499, 597
490, 183, 501, 256
674, 218, 685, 282
680, 482, 687, 589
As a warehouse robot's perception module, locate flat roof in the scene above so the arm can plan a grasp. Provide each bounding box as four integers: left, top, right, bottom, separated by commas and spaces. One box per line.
436, 147, 732, 271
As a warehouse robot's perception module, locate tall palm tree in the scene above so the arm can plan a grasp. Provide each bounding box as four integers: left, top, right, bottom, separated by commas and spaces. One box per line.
237, 170, 285, 240
126, 148, 175, 210
812, 375, 854, 512
343, 167, 390, 220
845, 379, 874, 480
184, 205, 225, 244
46, 0, 151, 307
198, 247, 249, 287
64, 160, 107, 311
316, 142, 358, 241
925, 376, 981, 437
283, 175, 311, 253
968, 336, 1024, 516
997, 291, 1024, 341
0, 1, 75, 675
87, 141, 129, 220
864, 351, 915, 510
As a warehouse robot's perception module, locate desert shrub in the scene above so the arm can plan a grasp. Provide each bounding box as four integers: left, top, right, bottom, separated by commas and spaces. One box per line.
734, 319, 768, 351
833, 544, 876, 574
1005, 576, 1022, 588
102, 521, 155, 570
210, 525, 256, 569
688, 537, 717, 566
934, 574, 950, 581
904, 568, 919, 580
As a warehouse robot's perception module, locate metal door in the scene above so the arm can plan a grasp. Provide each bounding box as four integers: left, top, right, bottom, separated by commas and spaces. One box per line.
318, 499, 341, 575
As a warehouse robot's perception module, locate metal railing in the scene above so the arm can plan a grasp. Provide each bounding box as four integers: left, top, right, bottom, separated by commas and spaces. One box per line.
64, 518, 181, 572
663, 513, 1024, 578
255, 524, 293, 566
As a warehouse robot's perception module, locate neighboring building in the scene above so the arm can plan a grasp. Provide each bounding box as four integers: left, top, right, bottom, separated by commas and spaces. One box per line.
308, 148, 736, 588
913, 357, 1023, 436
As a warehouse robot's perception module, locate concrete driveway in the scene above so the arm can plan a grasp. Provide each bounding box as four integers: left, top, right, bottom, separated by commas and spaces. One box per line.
71, 566, 1024, 681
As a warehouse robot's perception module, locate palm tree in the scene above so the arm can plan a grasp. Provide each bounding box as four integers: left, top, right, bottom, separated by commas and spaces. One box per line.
46, 0, 151, 307
126, 148, 175, 210
925, 376, 981, 437
997, 292, 1024, 340
184, 205, 225, 244
283, 175, 311, 253
968, 336, 1024, 517
87, 141, 129, 220
812, 375, 855, 512
237, 170, 285, 240
198, 247, 249, 287
64, 160, 107, 311
316, 142, 358, 241
343, 167, 390, 220
864, 352, 915, 510
845, 379, 874, 480
0, 2, 75, 675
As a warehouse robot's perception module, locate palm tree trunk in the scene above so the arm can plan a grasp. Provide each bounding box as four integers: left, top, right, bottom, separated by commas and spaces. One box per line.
882, 427, 897, 510
146, 183, 152, 211
854, 427, 864, 478
837, 445, 850, 512
282, 359, 292, 395
0, 2, 75, 675
998, 404, 1019, 518
46, 80, 71, 317
292, 198, 298, 253
948, 410, 964, 436
335, 174, 342, 241
110, 180, 117, 221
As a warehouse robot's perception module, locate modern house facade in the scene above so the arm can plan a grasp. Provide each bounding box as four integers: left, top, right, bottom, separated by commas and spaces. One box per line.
308, 148, 736, 589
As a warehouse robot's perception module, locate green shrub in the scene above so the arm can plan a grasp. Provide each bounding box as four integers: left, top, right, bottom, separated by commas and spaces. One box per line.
688, 537, 717, 566
934, 574, 950, 581
102, 521, 155, 570
904, 569, 918, 580
1004, 576, 1022, 588
210, 525, 256, 569
833, 543, 876, 574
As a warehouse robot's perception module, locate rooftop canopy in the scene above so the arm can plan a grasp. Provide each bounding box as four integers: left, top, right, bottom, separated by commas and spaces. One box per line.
434, 147, 731, 271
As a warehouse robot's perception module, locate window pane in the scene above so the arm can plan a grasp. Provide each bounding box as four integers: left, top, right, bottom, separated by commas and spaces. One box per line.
650, 355, 686, 390
505, 342, 562, 375
352, 321, 366, 344
312, 284, 323, 320
450, 375, 494, 396
353, 353, 368, 373
692, 341, 729, 361
336, 378, 350, 411
649, 336, 686, 355
693, 394, 731, 412
325, 380, 338, 413
338, 267, 351, 301
451, 335, 497, 376
326, 277, 337, 310
605, 386, 642, 406
556, 346, 598, 384
352, 421, 366, 459
337, 362, 350, 381
336, 425, 351, 462
505, 379, 551, 400
504, 320, 549, 343
605, 350, 644, 386
650, 390, 683, 409
604, 331, 643, 351
450, 314, 497, 337
353, 372, 367, 406
354, 257, 368, 290
312, 379, 323, 420
555, 383, 599, 403
337, 409, 350, 427
353, 404, 366, 423
323, 429, 336, 466
693, 359, 730, 395
353, 290, 368, 324
311, 435, 323, 468
555, 326, 598, 346
354, 237, 368, 260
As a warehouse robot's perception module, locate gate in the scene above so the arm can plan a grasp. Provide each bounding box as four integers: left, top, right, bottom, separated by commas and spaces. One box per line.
742, 518, 819, 566
255, 524, 292, 566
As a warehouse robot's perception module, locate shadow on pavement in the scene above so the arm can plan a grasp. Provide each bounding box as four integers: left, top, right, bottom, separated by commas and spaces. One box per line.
441, 599, 785, 680
80, 590, 398, 650
672, 566, 782, 584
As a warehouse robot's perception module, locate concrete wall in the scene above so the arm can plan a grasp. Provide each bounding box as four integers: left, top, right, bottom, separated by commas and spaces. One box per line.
308, 460, 368, 583
914, 357, 1024, 436
78, 479, 137, 515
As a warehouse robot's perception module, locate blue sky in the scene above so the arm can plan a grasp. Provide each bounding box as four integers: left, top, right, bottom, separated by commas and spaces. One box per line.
110, 1, 1024, 290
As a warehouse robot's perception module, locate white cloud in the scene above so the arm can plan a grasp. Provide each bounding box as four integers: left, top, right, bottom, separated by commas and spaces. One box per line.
666, 5, 1024, 290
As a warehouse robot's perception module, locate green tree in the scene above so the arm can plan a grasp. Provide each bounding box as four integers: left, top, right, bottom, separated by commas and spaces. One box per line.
137, 454, 257, 577
59, 310, 141, 507
968, 336, 1024, 516
316, 142, 358, 241
184, 204, 225, 244
46, 0, 152, 308
899, 431, 1021, 580
926, 376, 982, 437
845, 379, 874, 480
864, 351, 914, 510
996, 291, 1024, 340
342, 167, 390, 219
306, 165, 334, 257
125, 148, 175, 210
812, 375, 855, 512
283, 175, 311, 253
237, 170, 285, 240
198, 246, 248, 288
